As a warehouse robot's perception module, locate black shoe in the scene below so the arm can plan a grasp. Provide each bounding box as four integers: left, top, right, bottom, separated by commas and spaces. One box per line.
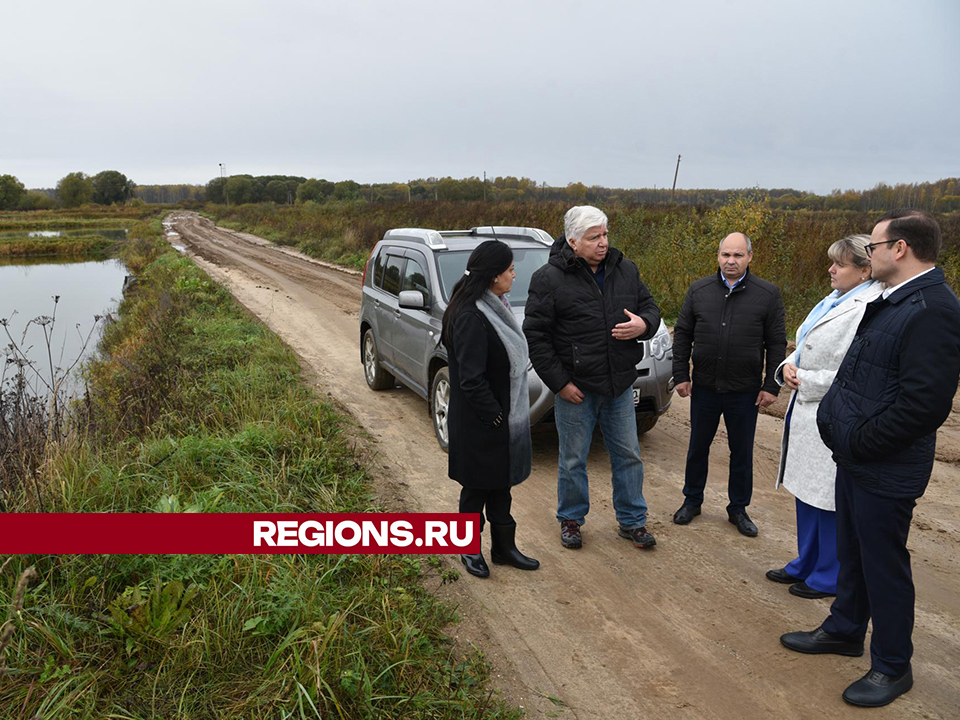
789, 581, 836, 599
842, 667, 913, 707
780, 627, 864, 657
766, 567, 802, 584
673, 503, 701, 525
461, 553, 490, 578
560, 520, 582, 549
490, 522, 540, 570
728, 511, 758, 537
618, 526, 657, 549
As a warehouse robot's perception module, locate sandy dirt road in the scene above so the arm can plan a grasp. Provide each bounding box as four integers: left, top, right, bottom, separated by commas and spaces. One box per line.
167, 213, 959, 719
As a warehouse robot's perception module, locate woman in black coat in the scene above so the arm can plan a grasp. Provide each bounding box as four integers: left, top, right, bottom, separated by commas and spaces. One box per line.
441, 240, 539, 578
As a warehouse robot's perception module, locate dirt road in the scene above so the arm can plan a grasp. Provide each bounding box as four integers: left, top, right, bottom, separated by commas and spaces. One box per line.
166, 213, 960, 719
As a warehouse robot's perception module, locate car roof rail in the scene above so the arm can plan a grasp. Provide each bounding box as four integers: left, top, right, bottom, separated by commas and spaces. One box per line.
468, 226, 554, 247
383, 228, 446, 249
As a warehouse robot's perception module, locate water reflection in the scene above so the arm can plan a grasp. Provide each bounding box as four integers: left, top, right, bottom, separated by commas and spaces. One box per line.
1, 257, 127, 397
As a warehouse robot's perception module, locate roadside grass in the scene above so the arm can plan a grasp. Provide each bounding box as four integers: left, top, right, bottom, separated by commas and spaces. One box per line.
207, 200, 960, 332
0, 226, 519, 718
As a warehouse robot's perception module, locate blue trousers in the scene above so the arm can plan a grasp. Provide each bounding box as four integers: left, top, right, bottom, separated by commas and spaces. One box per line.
682, 386, 758, 514
784, 498, 839, 593
554, 386, 648, 530
821, 467, 916, 676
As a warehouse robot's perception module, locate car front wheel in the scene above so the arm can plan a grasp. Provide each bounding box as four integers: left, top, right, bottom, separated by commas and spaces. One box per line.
363, 329, 395, 390
430, 366, 451, 452
637, 416, 659, 435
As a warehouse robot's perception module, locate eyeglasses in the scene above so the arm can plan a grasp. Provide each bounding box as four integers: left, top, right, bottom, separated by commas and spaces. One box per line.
864, 238, 904, 257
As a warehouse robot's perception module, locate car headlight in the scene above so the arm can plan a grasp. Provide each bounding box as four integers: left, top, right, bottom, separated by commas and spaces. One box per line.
649, 321, 672, 361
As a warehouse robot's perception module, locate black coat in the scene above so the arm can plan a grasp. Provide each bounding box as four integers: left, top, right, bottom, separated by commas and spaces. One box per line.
447, 308, 518, 489
817, 267, 960, 499
672, 269, 786, 395
523, 236, 661, 398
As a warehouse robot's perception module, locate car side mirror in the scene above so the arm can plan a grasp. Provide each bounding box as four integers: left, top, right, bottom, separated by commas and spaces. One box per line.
398, 290, 426, 309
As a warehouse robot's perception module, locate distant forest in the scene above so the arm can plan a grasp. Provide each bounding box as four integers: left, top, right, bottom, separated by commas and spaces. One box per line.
5, 171, 959, 214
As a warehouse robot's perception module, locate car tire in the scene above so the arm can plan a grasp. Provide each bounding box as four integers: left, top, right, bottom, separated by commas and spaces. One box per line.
363, 329, 395, 390
636, 416, 659, 435
430, 366, 451, 453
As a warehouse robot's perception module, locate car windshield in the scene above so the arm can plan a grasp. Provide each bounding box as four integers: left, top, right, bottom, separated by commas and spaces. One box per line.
437, 248, 550, 307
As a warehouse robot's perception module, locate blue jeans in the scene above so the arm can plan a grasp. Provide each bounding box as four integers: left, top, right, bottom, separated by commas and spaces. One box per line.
554, 386, 648, 529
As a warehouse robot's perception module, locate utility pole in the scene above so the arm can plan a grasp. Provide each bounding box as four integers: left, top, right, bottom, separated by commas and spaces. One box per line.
483, 171, 487, 201
219, 163, 228, 205
671, 155, 681, 203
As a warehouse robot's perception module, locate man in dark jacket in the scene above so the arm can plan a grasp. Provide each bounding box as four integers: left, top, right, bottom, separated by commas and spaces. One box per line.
523, 205, 661, 550
672, 232, 786, 536
781, 209, 960, 708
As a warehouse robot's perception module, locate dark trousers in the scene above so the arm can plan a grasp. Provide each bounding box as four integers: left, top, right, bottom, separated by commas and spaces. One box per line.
459, 486, 513, 531
821, 467, 916, 676
682, 386, 758, 514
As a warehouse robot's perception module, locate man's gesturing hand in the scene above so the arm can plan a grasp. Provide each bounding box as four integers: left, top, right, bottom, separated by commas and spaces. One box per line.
559, 382, 585, 404
612, 309, 648, 340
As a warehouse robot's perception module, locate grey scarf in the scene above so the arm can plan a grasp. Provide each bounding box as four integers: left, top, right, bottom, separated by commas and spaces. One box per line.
476, 290, 532, 485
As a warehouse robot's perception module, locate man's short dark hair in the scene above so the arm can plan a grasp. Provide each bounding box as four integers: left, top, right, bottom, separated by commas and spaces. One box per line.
876, 208, 942, 262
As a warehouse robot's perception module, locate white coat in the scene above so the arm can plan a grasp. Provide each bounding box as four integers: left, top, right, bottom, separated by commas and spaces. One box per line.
775, 281, 886, 510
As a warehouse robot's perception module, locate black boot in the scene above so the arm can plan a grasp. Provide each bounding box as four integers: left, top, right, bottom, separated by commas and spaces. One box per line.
490, 522, 540, 570
461, 553, 490, 578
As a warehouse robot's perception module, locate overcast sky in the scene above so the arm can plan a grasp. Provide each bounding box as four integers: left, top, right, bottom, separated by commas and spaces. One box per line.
2, 0, 957, 193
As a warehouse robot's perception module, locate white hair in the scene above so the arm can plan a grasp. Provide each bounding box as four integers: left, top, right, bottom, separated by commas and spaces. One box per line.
718, 233, 753, 253
564, 205, 608, 242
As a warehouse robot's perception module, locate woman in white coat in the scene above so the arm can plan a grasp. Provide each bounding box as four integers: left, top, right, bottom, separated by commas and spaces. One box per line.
767, 235, 884, 599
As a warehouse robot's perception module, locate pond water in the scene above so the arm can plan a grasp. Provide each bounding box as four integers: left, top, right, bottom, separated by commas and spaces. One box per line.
0, 256, 128, 396
0, 228, 129, 240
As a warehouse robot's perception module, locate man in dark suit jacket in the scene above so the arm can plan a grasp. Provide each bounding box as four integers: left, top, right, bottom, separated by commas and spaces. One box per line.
781, 209, 960, 708
671, 232, 786, 536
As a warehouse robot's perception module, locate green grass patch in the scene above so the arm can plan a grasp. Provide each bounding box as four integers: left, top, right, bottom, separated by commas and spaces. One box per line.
0, 221, 518, 718
0, 233, 117, 257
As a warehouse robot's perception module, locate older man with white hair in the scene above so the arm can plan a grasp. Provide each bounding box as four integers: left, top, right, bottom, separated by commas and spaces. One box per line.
524, 205, 661, 550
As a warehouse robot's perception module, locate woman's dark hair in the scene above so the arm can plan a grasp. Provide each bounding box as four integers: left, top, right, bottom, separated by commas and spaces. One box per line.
440, 240, 513, 347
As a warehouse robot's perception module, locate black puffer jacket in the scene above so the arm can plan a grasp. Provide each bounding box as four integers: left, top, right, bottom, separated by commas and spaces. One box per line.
672, 269, 786, 395
817, 267, 960, 499
523, 236, 661, 398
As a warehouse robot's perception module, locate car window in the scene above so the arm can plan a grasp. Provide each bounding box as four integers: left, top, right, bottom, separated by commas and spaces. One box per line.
382, 255, 404, 296
401, 256, 429, 304
436, 247, 549, 306
373, 248, 386, 287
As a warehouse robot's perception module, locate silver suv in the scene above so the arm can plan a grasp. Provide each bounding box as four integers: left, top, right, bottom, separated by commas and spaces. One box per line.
359, 226, 675, 450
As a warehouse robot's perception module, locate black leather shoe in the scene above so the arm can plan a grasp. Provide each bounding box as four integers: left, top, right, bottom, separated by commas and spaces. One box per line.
789, 581, 836, 599
766, 567, 802, 584
461, 553, 490, 578
728, 511, 758, 537
490, 522, 540, 570
842, 667, 913, 707
780, 627, 864, 656
673, 503, 701, 525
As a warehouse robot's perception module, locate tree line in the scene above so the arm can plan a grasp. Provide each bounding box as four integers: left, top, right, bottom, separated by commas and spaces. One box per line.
2, 169, 958, 214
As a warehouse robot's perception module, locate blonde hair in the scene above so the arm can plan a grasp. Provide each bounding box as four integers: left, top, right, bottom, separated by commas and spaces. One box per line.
827, 234, 871, 268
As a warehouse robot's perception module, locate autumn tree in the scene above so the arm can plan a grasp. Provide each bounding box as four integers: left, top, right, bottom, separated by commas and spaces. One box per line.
57, 172, 94, 207
0, 174, 26, 210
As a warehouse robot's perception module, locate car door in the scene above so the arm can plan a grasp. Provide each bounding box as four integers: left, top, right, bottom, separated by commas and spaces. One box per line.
391, 250, 434, 393
374, 249, 405, 367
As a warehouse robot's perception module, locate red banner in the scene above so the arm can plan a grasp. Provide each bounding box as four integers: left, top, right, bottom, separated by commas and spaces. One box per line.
0, 513, 481, 554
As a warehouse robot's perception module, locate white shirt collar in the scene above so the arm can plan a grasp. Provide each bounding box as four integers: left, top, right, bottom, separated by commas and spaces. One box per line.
881, 267, 936, 300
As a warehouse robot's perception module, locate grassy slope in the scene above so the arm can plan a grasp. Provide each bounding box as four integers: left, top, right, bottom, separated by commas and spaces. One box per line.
0, 222, 518, 719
